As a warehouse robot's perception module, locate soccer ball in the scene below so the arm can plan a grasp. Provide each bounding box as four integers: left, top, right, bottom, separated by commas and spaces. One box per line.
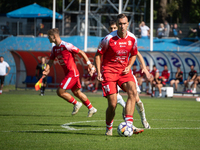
117, 122, 133, 137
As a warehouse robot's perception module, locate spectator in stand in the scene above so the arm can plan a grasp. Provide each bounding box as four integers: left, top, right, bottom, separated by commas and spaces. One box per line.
81, 70, 91, 91
81, 70, 99, 93
90, 72, 99, 93
164, 20, 170, 37
151, 72, 164, 98
157, 23, 165, 39
146, 65, 159, 94
160, 65, 170, 85
171, 23, 182, 38
191, 75, 200, 93
190, 23, 200, 39
170, 67, 183, 92
137, 64, 146, 90
132, 64, 138, 76
184, 65, 197, 93
139, 21, 150, 39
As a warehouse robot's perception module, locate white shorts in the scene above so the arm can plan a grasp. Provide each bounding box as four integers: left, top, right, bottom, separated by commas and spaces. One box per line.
117, 74, 141, 93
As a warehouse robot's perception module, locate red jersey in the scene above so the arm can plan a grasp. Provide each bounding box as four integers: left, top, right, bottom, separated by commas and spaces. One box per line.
97, 30, 138, 73
91, 72, 97, 81
151, 69, 159, 77
137, 69, 145, 77
50, 41, 80, 76
132, 69, 137, 75
162, 70, 170, 81
83, 73, 90, 79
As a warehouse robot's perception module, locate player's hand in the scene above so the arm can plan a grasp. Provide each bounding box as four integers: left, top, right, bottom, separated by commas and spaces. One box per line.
142, 69, 151, 79
122, 67, 130, 74
43, 69, 50, 76
88, 64, 96, 77
97, 73, 103, 82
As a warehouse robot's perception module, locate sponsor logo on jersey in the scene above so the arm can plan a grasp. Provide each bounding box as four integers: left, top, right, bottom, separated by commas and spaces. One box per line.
116, 50, 128, 55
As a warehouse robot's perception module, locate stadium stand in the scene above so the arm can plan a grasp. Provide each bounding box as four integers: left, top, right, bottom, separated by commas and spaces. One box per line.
0, 36, 200, 93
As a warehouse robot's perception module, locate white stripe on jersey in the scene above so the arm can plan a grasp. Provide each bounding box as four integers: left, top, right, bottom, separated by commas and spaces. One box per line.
63, 77, 72, 89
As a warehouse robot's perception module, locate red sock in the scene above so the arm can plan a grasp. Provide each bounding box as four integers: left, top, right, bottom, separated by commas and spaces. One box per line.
68, 96, 77, 105
82, 99, 93, 109
106, 120, 113, 130
125, 115, 133, 125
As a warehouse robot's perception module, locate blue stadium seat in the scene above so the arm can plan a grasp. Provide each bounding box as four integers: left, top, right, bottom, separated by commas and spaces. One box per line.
47, 76, 52, 83
31, 76, 38, 83
22, 76, 32, 84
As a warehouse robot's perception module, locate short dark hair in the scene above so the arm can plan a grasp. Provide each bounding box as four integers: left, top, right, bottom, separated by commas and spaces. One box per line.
47, 28, 59, 36
109, 20, 117, 26
153, 65, 156, 67
117, 14, 128, 20
0, 56, 3, 58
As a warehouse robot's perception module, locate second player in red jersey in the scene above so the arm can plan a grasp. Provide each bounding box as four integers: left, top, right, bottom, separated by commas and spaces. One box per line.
43, 28, 97, 117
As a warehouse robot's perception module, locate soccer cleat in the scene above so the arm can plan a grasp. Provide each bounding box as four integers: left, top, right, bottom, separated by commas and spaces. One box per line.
87, 107, 97, 117
72, 102, 82, 115
92, 89, 97, 93
142, 120, 151, 129
40, 93, 44, 96
105, 128, 112, 136
132, 125, 144, 134
192, 90, 196, 93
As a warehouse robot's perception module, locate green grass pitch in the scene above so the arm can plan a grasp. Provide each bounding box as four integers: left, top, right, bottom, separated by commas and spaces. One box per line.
0, 90, 200, 150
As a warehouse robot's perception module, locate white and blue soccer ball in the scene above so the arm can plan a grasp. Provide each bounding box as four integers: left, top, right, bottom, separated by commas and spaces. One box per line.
117, 122, 133, 137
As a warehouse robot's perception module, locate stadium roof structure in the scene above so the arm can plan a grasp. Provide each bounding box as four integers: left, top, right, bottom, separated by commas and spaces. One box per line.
6, 3, 62, 19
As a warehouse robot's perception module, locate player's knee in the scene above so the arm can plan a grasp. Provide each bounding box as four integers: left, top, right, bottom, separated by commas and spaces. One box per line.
56, 88, 64, 97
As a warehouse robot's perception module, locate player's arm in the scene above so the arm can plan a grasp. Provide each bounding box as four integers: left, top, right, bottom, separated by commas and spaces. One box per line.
78, 50, 95, 76
192, 73, 197, 80
5, 66, 11, 76
122, 55, 136, 75
43, 59, 54, 76
94, 52, 103, 81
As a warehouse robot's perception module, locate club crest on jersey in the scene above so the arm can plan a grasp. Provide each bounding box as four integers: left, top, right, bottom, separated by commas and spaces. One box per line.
114, 42, 117, 45
128, 41, 132, 46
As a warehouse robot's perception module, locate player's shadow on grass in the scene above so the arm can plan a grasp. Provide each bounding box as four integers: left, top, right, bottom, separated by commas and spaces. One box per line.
14, 130, 106, 136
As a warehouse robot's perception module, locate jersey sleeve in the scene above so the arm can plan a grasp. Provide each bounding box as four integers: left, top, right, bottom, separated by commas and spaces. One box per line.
167, 70, 170, 79
5, 62, 9, 68
49, 47, 55, 60
97, 36, 109, 55
130, 38, 138, 56
64, 42, 80, 54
